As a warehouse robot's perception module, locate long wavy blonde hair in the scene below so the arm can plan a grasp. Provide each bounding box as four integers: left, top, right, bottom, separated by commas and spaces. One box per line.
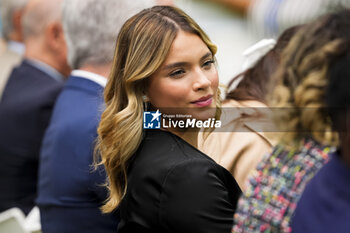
95, 6, 218, 213
269, 10, 350, 147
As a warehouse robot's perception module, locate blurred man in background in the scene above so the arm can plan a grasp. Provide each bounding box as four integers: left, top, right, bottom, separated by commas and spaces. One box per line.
36, 0, 152, 232
0, 0, 70, 215
0, 0, 28, 100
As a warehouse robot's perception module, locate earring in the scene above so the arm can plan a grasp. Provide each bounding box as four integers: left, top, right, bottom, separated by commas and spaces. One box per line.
142, 95, 149, 112
143, 100, 149, 112
142, 95, 149, 102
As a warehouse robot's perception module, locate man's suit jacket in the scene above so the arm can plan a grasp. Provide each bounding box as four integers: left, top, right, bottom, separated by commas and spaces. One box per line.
0, 59, 64, 215
37, 75, 119, 232
0, 48, 22, 100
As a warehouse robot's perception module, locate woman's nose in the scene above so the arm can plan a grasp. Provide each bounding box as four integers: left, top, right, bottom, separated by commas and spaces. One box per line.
192, 68, 211, 91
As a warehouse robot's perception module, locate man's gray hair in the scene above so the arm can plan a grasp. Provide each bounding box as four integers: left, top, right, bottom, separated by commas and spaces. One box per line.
62, 0, 154, 69
0, 0, 28, 41
21, 0, 63, 40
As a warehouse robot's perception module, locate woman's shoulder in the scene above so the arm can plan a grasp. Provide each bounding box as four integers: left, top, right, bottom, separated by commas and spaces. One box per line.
128, 130, 230, 186
160, 156, 240, 198
156, 145, 241, 232
130, 130, 241, 192
121, 130, 241, 231
138, 129, 217, 163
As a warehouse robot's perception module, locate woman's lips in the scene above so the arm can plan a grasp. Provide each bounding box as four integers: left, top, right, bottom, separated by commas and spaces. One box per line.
191, 95, 213, 107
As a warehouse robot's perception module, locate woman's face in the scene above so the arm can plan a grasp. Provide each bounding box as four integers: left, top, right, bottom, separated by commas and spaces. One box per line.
147, 30, 219, 120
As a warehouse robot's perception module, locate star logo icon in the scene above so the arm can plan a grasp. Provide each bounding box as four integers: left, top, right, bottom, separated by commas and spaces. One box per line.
143, 110, 162, 129
150, 110, 161, 122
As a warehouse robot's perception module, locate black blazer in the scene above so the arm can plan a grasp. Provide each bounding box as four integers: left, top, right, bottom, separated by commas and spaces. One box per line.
0, 60, 63, 214
118, 130, 241, 233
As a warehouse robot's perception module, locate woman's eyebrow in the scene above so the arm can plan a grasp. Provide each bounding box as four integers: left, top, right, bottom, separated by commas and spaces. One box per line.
200, 52, 213, 61
163, 62, 188, 71
162, 52, 213, 71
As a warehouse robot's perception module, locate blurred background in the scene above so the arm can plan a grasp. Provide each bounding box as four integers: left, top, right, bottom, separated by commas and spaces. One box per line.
175, 0, 254, 85
1, 0, 350, 232
174, 0, 350, 84
1, 0, 349, 84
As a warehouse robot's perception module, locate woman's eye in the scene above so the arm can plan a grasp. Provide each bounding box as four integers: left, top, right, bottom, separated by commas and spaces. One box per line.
169, 69, 185, 78
202, 59, 214, 69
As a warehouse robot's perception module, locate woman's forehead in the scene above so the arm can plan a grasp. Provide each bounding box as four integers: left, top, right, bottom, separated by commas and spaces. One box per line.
164, 31, 210, 63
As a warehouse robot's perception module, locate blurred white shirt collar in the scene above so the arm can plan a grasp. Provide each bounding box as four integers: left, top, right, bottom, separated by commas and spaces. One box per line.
71, 70, 107, 87
7, 40, 25, 55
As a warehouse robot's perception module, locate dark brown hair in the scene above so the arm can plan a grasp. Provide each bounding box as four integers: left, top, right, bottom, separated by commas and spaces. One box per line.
226, 25, 302, 104
270, 9, 350, 146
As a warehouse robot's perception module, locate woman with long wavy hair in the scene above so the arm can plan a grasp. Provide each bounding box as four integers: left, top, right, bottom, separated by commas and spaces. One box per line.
95, 6, 241, 233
